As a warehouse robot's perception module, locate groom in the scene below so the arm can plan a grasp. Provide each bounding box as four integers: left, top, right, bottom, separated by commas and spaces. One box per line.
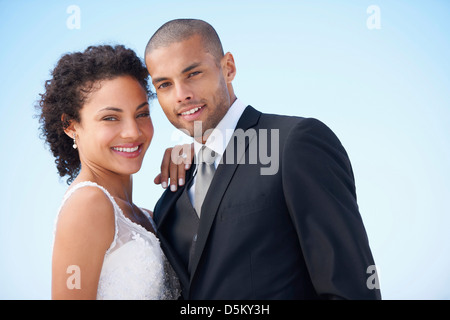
146, 19, 381, 299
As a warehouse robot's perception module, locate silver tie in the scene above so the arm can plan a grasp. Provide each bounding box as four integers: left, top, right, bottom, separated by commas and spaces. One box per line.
194, 146, 217, 217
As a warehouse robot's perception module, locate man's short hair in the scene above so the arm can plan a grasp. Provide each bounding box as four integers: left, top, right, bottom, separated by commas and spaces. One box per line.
145, 19, 224, 64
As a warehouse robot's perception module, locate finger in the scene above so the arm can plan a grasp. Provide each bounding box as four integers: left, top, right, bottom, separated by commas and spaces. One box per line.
154, 173, 162, 185
160, 148, 172, 189
177, 161, 186, 187
189, 143, 194, 168
181, 143, 194, 170
169, 155, 178, 192
170, 145, 184, 165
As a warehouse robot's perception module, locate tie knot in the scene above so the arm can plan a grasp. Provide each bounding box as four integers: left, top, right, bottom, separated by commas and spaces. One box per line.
198, 146, 217, 165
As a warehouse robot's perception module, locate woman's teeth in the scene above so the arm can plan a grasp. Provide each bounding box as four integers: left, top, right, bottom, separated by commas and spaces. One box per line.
181, 106, 203, 115
112, 146, 139, 153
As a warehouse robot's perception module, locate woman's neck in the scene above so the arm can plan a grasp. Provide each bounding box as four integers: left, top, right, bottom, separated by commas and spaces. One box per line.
73, 167, 133, 204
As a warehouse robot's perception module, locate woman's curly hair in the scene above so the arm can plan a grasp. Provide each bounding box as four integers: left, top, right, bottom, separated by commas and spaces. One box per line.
36, 44, 152, 184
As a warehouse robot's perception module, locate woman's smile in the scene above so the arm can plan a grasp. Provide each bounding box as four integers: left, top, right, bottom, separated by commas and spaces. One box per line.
111, 143, 144, 158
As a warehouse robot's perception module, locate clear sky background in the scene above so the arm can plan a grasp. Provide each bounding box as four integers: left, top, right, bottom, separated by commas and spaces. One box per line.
0, 0, 449, 299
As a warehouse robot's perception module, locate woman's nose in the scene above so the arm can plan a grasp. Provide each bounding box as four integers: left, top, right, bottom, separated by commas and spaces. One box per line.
121, 119, 141, 139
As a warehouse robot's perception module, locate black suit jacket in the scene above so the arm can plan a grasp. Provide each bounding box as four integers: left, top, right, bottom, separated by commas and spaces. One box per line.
154, 106, 381, 300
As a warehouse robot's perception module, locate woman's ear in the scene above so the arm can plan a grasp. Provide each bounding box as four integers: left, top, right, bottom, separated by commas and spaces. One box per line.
61, 114, 76, 139
222, 52, 236, 83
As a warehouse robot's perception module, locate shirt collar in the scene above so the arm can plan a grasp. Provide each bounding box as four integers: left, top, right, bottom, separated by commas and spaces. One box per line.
193, 98, 247, 165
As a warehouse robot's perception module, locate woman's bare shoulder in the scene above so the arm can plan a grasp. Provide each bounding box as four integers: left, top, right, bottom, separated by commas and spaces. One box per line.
56, 185, 115, 246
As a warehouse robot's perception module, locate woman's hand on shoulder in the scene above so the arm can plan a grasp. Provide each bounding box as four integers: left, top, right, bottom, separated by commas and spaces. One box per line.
154, 143, 194, 192
52, 186, 115, 300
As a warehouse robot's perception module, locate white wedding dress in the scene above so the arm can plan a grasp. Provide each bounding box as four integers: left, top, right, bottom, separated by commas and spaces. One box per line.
55, 181, 180, 300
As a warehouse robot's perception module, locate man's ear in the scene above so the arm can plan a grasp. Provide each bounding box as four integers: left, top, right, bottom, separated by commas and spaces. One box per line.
222, 52, 236, 83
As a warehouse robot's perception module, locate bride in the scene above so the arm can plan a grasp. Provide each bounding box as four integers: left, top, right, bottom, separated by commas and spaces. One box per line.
37, 44, 185, 299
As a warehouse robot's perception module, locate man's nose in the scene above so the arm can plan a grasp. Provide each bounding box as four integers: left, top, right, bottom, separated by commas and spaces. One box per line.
175, 83, 193, 103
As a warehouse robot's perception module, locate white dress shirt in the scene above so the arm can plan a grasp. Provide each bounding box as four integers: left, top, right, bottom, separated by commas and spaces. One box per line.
188, 98, 247, 206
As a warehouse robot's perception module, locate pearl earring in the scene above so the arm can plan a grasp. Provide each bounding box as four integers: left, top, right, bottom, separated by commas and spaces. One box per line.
72, 134, 77, 149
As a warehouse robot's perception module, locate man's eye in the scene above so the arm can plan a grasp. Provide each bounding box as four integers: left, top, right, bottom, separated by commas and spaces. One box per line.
188, 71, 201, 77
158, 82, 171, 89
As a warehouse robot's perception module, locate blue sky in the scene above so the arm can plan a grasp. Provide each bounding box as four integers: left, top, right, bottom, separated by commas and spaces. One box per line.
0, 0, 449, 299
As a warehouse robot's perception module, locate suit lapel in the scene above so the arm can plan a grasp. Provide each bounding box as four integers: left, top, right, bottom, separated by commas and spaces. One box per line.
155, 164, 196, 293
155, 164, 196, 227
189, 106, 261, 281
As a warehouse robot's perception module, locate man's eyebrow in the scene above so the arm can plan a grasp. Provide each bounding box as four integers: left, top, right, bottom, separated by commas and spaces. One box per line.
152, 62, 202, 84
181, 62, 201, 74
152, 76, 169, 84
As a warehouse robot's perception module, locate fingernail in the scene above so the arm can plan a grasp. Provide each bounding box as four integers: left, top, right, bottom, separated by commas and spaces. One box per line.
185, 164, 190, 170
162, 181, 167, 189
179, 178, 184, 186
170, 184, 177, 192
